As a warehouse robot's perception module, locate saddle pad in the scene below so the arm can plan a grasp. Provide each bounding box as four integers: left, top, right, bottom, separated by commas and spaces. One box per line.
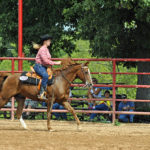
19, 72, 54, 85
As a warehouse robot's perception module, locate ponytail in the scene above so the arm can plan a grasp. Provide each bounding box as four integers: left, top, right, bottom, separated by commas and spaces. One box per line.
32, 42, 41, 50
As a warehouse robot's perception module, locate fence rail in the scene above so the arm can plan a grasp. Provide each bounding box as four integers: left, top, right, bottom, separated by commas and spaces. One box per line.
0, 57, 150, 123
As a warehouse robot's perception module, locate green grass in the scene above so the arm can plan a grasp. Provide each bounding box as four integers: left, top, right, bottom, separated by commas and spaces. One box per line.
114, 119, 121, 126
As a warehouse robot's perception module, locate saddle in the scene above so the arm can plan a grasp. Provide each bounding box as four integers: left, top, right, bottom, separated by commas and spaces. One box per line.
19, 66, 54, 90
26, 66, 53, 80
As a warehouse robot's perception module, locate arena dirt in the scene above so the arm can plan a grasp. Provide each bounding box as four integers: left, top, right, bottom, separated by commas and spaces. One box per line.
0, 120, 150, 150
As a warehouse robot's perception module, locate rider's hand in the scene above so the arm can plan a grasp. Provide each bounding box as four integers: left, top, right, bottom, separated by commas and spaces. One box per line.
55, 61, 61, 65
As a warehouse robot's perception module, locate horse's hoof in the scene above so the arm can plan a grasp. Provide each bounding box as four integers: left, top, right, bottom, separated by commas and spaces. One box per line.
48, 127, 55, 132
24, 126, 28, 130
20, 118, 28, 130
49, 129, 55, 132
77, 125, 82, 131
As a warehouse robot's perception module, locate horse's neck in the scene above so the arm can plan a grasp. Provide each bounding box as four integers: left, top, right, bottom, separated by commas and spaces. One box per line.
53, 65, 80, 97
60, 65, 80, 85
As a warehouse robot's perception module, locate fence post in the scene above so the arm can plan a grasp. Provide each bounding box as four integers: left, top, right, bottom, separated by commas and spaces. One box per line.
112, 59, 116, 124
11, 59, 15, 74
11, 97, 15, 120
18, 0, 23, 71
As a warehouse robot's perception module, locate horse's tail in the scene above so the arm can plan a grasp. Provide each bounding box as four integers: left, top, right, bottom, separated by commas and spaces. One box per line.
0, 73, 9, 91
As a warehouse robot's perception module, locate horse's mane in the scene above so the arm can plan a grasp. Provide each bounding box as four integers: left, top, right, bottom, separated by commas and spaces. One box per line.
53, 58, 80, 76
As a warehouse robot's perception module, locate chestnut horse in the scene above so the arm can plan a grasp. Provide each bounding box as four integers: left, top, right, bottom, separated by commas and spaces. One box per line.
0, 60, 93, 131
0, 73, 9, 91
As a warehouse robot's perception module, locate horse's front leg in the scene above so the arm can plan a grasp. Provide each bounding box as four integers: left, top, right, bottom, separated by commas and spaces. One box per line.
47, 91, 55, 131
62, 101, 81, 130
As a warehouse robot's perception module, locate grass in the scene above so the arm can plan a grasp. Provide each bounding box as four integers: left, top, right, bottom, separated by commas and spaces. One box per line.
114, 119, 121, 126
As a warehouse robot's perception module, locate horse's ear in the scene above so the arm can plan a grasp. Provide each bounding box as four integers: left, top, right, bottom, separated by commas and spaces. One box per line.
81, 61, 89, 67
84, 62, 89, 66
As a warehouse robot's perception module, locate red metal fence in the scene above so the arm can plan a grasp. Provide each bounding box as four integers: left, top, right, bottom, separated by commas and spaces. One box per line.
0, 57, 150, 123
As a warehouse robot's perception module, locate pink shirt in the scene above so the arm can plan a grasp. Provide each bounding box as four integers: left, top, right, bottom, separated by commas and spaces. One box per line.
35, 45, 56, 66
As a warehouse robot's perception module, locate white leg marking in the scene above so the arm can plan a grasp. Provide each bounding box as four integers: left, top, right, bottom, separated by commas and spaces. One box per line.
77, 125, 82, 131
20, 116, 27, 129
49, 128, 55, 132
88, 68, 93, 84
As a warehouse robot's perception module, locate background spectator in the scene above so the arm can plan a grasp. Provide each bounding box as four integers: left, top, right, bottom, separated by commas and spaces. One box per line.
88, 78, 112, 109
23, 99, 38, 119
118, 95, 135, 123
89, 90, 111, 121
52, 103, 67, 120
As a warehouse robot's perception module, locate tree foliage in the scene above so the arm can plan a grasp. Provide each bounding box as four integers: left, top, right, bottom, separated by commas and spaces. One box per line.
64, 0, 150, 110
64, 0, 150, 59
0, 0, 76, 57
1, 0, 150, 110
1, 0, 150, 59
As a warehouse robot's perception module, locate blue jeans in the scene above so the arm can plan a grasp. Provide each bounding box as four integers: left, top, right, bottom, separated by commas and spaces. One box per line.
34, 63, 49, 88
52, 103, 67, 119
119, 110, 134, 122
90, 104, 108, 119
42, 102, 47, 107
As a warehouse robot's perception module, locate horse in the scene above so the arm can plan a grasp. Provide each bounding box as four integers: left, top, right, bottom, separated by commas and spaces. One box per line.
0, 73, 9, 91
0, 60, 93, 131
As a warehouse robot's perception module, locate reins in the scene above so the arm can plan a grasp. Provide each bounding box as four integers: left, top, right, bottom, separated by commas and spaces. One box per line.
61, 66, 88, 85
61, 71, 72, 84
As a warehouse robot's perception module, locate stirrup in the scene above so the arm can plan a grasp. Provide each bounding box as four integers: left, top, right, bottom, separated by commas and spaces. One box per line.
38, 91, 47, 100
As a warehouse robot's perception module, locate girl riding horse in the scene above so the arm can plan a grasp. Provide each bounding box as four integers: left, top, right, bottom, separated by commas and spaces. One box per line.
33, 34, 61, 100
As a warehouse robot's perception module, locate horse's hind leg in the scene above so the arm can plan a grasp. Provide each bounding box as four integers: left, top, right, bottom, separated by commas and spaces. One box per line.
62, 101, 81, 130
16, 96, 25, 119
47, 100, 55, 131
0, 96, 9, 109
16, 97, 27, 129
47, 91, 55, 131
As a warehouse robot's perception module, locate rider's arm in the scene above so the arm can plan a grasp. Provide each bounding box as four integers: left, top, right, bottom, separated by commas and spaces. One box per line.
51, 61, 61, 65
39, 47, 60, 65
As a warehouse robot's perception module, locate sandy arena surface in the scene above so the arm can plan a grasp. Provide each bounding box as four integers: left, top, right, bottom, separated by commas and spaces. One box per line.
0, 120, 150, 150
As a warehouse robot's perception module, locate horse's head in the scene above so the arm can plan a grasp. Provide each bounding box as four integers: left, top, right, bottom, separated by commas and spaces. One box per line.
76, 62, 93, 88
55, 59, 93, 88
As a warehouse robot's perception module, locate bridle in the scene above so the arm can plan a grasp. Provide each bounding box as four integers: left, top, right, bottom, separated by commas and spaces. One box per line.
61, 66, 92, 87
81, 66, 93, 87
61, 71, 72, 84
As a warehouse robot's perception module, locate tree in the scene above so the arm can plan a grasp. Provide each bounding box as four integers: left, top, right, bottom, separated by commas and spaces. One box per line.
0, 0, 76, 57
1, 0, 150, 111
63, 0, 150, 109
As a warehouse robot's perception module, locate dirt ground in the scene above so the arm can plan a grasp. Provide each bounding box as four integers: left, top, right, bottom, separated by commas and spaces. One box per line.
0, 120, 150, 150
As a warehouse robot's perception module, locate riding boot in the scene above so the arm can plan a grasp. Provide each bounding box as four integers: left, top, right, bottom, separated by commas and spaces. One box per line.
38, 86, 47, 100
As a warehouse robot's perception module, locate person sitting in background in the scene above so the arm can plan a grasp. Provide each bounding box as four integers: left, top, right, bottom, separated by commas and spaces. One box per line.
69, 87, 73, 98
3, 101, 12, 119
52, 103, 67, 120
118, 94, 135, 123
89, 90, 112, 121
88, 78, 112, 109
23, 99, 38, 119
